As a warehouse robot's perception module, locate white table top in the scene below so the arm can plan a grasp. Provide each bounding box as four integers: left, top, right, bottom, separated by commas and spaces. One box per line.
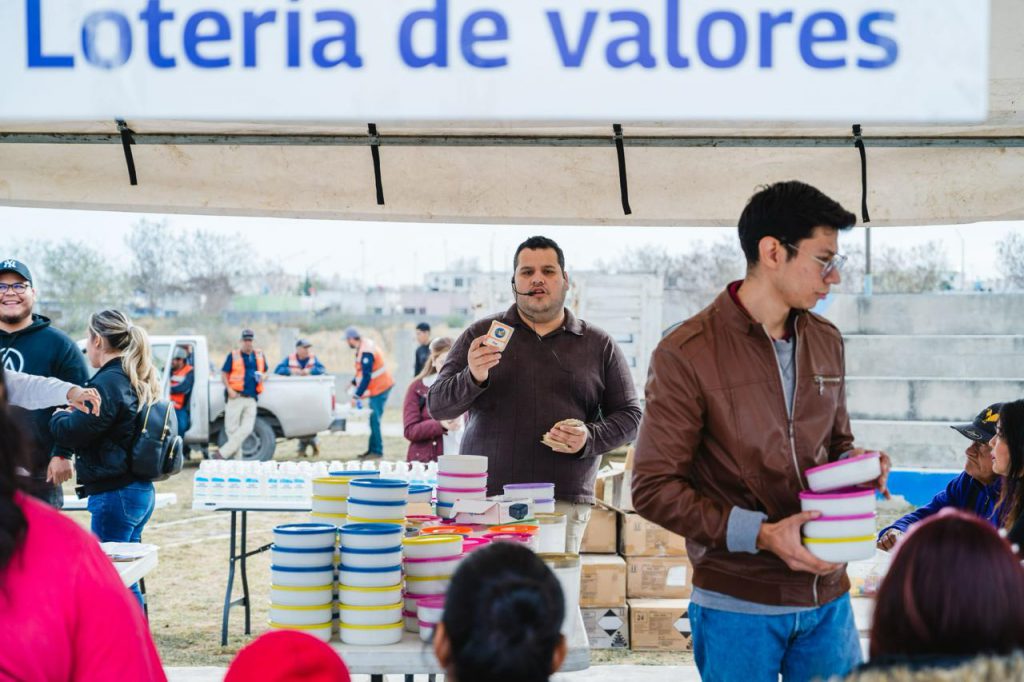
64, 492, 178, 512
192, 500, 312, 512
107, 546, 159, 587
329, 607, 590, 674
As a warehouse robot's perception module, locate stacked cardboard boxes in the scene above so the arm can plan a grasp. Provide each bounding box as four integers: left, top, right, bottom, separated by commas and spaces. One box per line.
578, 505, 628, 648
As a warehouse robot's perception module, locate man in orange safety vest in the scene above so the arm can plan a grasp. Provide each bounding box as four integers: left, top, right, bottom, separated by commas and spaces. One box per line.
345, 326, 394, 460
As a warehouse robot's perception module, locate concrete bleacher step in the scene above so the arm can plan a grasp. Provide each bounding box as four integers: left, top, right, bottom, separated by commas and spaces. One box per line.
843, 334, 1024, 378
845, 376, 1024, 422
828, 293, 1024, 335
851, 419, 972, 468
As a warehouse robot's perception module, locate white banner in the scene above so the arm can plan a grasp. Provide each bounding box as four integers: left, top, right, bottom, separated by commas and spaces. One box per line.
0, 0, 988, 122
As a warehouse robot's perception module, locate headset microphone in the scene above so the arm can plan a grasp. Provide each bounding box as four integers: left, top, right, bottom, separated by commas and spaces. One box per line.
510, 279, 537, 297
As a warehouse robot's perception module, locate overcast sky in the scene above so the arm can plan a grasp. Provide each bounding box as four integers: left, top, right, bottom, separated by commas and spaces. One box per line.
3, 205, 1019, 288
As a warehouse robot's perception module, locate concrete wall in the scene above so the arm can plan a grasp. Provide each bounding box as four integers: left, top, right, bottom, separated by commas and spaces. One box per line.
828, 293, 1024, 335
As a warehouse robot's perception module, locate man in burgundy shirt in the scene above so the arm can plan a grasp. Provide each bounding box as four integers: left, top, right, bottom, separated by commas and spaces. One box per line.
428, 236, 641, 552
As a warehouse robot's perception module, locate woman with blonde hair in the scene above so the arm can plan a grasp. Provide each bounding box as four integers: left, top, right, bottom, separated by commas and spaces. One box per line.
403, 336, 463, 463
50, 309, 161, 606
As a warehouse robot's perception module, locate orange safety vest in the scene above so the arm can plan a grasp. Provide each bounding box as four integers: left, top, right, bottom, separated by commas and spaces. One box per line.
354, 339, 394, 397
228, 349, 267, 394
170, 363, 193, 410
288, 352, 317, 372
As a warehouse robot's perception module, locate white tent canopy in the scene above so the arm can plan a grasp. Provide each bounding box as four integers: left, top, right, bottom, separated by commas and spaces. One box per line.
1, 1, 1020, 227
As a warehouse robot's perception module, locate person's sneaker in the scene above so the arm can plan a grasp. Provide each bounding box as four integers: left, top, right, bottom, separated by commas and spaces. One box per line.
311, 443, 321, 457
357, 451, 383, 460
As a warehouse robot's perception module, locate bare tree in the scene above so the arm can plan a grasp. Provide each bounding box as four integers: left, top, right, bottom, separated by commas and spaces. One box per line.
873, 240, 952, 293
997, 232, 1024, 289
126, 218, 179, 313
32, 241, 126, 334
180, 229, 254, 314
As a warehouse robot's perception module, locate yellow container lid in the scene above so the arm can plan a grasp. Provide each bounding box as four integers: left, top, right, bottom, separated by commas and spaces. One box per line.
346, 516, 405, 524
271, 584, 334, 592
269, 603, 333, 611
312, 495, 348, 502
337, 583, 402, 593
403, 534, 462, 546
310, 511, 348, 518
803, 535, 875, 544
338, 621, 404, 630
405, 574, 453, 582
313, 477, 348, 485
337, 602, 403, 611
269, 620, 332, 630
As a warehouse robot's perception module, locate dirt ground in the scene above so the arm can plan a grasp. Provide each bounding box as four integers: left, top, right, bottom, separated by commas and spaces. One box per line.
61, 430, 909, 668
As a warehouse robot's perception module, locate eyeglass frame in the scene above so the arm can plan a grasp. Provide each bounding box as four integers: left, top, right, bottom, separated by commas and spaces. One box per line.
781, 242, 848, 280
0, 282, 31, 295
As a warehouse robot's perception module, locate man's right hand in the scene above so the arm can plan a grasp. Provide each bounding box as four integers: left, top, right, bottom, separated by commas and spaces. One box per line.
756, 511, 842, 575
227, 388, 240, 399
876, 529, 902, 551
467, 335, 502, 385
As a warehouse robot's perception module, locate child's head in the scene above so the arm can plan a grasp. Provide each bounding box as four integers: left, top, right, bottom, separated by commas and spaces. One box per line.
434, 542, 567, 682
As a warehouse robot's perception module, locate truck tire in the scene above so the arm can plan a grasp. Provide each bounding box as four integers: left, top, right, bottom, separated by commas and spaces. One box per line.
216, 416, 277, 461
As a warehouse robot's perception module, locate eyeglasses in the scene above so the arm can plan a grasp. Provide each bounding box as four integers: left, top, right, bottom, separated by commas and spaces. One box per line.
782, 243, 847, 280
0, 283, 30, 294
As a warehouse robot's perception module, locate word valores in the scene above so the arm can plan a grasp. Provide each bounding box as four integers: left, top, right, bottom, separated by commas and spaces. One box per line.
26, 0, 898, 71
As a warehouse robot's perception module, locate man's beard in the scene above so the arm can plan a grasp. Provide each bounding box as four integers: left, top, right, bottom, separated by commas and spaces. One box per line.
0, 308, 29, 325
519, 286, 567, 323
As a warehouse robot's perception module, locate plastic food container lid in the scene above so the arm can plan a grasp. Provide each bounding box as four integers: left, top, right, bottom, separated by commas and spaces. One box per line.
347, 498, 408, 507
805, 452, 880, 476
271, 564, 335, 572
271, 544, 336, 554
404, 554, 463, 563
274, 523, 337, 535
350, 478, 409, 489
403, 535, 462, 546
272, 584, 335, 592
313, 477, 348, 485
416, 596, 446, 608
269, 621, 332, 630
798, 488, 875, 500
340, 545, 402, 554
421, 525, 473, 536
269, 603, 334, 611
337, 602, 404, 611
811, 513, 876, 522
340, 523, 405, 535
408, 484, 433, 494
312, 495, 348, 502
338, 622, 404, 630
338, 584, 403, 592
803, 535, 876, 544
504, 482, 554, 489
338, 564, 402, 573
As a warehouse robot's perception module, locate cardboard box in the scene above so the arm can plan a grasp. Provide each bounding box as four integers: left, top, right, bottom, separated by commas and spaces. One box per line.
629, 599, 693, 651
619, 513, 686, 557
626, 556, 693, 599
581, 606, 630, 649
580, 554, 627, 608
580, 506, 617, 554
453, 496, 533, 525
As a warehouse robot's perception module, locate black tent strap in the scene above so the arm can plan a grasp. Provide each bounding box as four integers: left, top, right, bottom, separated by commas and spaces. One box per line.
613, 124, 632, 216
116, 119, 138, 186
368, 123, 384, 206
852, 124, 870, 224
4, 132, 1023, 148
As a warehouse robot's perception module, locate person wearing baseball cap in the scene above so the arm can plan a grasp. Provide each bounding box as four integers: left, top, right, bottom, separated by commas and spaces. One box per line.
274, 338, 327, 456
0, 258, 90, 508
219, 328, 268, 459
877, 402, 1004, 550
344, 327, 394, 459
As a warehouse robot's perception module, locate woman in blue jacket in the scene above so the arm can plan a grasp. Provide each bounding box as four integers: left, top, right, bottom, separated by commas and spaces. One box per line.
50, 309, 161, 605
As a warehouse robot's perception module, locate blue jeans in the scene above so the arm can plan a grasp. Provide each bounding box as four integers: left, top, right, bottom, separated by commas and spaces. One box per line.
368, 388, 391, 455
88, 481, 156, 608
174, 406, 190, 437
690, 594, 861, 682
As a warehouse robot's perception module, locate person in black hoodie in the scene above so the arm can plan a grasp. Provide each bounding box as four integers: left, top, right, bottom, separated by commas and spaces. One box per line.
0, 258, 89, 508
50, 309, 161, 607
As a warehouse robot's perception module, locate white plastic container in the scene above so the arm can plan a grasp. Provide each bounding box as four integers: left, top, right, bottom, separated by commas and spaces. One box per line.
339, 622, 404, 646
535, 513, 567, 554
340, 546, 403, 569
347, 498, 408, 520
437, 454, 488, 474
268, 620, 333, 642
799, 488, 876, 516
803, 513, 877, 539
407, 484, 434, 503
436, 487, 487, 505
503, 482, 555, 501
270, 603, 334, 626
271, 545, 336, 569
404, 574, 451, 595
805, 453, 882, 492
419, 620, 436, 643
338, 564, 403, 588
337, 602, 403, 626
310, 511, 348, 527
404, 612, 419, 633
533, 499, 556, 514
270, 584, 334, 607
339, 523, 405, 550
403, 555, 462, 577
803, 535, 876, 562
273, 523, 337, 550
313, 477, 350, 498
437, 472, 487, 490
271, 565, 335, 587
435, 502, 456, 519
539, 553, 581, 637
416, 595, 445, 625
312, 496, 348, 515
337, 583, 403, 607
348, 478, 409, 503
403, 534, 464, 559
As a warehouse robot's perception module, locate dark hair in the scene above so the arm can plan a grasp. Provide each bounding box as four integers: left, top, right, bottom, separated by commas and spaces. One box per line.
996, 399, 1024, 530
737, 181, 856, 265
442, 542, 565, 682
870, 510, 1024, 661
0, 363, 30, 573
416, 322, 431, 333
513, 236, 565, 273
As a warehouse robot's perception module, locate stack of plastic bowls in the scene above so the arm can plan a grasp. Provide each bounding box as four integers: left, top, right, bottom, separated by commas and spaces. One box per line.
408, 484, 434, 504
311, 477, 349, 527
436, 455, 488, 519
504, 482, 556, 513
269, 523, 337, 642
336, 522, 404, 645
402, 534, 463, 630
461, 536, 492, 554
416, 595, 445, 643
347, 479, 409, 524
800, 452, 882, 562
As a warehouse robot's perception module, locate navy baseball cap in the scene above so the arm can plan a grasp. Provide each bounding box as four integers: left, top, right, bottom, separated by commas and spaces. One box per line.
0, 259, 32, 284
295, 338, 312, 348
344, 327, 360, 340
241, 328, 255, 340
950, 402, 1004, 443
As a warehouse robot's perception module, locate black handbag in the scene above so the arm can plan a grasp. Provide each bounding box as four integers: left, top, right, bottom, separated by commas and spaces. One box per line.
130, 399, 184, 482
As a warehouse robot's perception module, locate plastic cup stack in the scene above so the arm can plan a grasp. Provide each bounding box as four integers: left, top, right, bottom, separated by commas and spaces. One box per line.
436, 455, 488, 519
268, 523, 338, 642
402, 534, 463, 630
800, 452, 882, 563
336, 523, 405, 646
346, 478, 409, 525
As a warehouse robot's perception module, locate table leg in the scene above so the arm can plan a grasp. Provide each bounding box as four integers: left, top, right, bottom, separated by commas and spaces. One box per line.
140, 577, 148, 620
221, 510, 238, 646
240, 511, 251, 634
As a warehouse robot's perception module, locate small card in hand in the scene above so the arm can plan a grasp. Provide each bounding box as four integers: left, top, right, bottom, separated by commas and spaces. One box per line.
483, 320, 514, 350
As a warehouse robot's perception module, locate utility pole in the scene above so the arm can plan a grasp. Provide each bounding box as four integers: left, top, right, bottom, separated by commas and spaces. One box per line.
864, 227, 873, 297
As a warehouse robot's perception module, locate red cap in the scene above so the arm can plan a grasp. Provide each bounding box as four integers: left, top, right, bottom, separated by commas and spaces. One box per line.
225, 631, 351, 682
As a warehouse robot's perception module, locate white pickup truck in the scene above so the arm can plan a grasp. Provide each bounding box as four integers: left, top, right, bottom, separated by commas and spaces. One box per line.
83, 334, 341, 460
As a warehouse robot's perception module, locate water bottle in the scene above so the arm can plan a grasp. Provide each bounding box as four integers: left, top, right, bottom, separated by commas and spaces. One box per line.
243, 463, 260, 499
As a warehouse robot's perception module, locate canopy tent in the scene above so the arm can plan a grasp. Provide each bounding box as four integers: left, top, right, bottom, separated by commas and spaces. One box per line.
0, 1, 1020, 227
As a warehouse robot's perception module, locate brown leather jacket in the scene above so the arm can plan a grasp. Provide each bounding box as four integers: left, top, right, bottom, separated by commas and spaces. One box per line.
632, 287, 854, 607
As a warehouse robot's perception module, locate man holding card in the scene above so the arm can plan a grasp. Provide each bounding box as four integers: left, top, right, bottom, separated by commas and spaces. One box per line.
427, 236, 641, 552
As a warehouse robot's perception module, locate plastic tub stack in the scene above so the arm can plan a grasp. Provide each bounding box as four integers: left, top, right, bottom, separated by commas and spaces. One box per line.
800, 452, 882, 562
435, 455, 488, 519
311, 470, 380, 526
337, 522, 405, 645
403, 532, 463, 641
269, 523, 338, 642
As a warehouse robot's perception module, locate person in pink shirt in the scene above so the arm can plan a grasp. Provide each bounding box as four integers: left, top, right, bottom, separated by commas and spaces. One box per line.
0, 363, 166, 681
